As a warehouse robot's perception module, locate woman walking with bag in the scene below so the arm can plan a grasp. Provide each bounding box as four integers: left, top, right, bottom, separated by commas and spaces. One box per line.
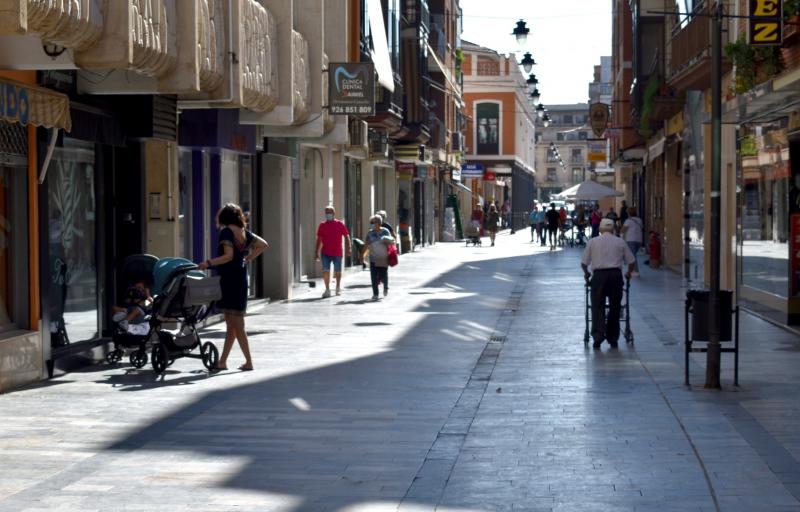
364, 214, 394, 301
197, 203, 268, 371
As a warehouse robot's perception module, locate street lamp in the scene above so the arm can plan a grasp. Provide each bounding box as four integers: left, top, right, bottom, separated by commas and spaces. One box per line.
512, 20, 530, 46
520, 52, 536, 73
536, 104, 546, 119
542, 113, 551, 127
530, 88, 540, 105
526, 74, 538, 91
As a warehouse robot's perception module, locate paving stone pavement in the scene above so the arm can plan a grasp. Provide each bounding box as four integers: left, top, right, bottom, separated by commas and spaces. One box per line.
2, 230, 800, 511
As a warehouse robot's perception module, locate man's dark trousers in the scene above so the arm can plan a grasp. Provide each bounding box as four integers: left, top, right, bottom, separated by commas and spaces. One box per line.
590, 268, 623, 344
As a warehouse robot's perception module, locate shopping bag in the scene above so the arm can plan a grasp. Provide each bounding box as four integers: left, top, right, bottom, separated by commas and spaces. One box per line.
387, 243, 398, 267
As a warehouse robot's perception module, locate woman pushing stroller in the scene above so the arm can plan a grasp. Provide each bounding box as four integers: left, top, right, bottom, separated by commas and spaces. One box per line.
197, 204, 268, 372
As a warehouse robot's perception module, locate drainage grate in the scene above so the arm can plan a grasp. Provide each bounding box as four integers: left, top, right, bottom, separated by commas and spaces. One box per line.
489, 335, 507, 342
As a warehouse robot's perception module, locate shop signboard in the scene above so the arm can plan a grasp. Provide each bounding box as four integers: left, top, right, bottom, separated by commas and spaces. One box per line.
329, 62, 376, 116
483, 170, 497, 181
396, 161, 414, 180
748, 0, 782, 46
587, 139, 607, 162
461, 163, 484, 178
589, 103, 609, 138
452, 168, 462, 181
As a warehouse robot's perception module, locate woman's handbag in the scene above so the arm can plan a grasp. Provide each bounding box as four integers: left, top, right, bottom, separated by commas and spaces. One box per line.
387, 243, 399, 267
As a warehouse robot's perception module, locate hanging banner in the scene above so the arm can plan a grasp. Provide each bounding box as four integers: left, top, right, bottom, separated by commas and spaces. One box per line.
329, 62, 376, 116
748, 0, 783, 45
589, 103, 610, 138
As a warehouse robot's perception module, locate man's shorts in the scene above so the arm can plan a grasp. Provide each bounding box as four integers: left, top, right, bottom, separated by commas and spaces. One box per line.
321, 254, 343, 273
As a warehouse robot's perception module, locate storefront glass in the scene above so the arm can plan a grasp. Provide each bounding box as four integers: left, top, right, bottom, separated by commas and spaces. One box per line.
0, 120, 29, 334
739, 124, 791, 297
0, 163, 27, 332
178, 148, 193, 259
48, 138, 98, 346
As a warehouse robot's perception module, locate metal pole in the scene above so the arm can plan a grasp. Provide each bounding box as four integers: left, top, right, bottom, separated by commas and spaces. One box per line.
705, 1, 723, 389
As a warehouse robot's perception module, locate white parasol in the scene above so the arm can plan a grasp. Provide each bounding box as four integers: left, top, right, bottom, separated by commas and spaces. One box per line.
554, 180, 624, 200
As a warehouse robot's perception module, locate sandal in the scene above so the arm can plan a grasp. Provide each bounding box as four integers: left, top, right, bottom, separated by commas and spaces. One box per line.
238, 364, 254, 371
212, 364, 228, 372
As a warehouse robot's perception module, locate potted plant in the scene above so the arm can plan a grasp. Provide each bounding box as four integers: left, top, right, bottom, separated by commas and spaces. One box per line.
725, 36, 783, 94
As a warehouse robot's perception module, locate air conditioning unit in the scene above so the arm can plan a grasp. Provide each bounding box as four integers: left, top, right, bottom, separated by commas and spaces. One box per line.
348, 119, 368, 150
369, 131, 389, 159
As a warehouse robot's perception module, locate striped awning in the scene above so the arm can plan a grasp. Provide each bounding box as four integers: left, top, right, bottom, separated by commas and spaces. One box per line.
0, 79, 71, 132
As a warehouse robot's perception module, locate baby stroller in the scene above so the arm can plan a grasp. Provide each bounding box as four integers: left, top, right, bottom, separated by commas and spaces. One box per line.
148, 257, 221, 373
584, 276, 633, 344
107, 255, 220, 373
107, 254, 159, 368
465, 220, 482, 247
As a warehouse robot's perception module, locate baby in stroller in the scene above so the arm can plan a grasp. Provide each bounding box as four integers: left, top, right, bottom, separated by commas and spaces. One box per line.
112, 282, 151, 330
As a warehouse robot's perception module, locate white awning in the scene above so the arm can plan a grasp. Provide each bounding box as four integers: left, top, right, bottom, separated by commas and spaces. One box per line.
449, 181, 472, 195
367, 0, 395, 93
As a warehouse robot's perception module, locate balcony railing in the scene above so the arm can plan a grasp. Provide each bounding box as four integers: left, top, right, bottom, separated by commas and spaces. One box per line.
476, 61, 499, 76
667, 4, 730, 91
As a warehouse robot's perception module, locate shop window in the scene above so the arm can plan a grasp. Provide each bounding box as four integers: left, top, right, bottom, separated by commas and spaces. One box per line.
48, 138, 98, 346
178, 149, 193, 260
562, 114, 573, 124
476, 102, 499, 155
0, 165, 29, 333
572, 167, 583, 183
740, 126, 790, 297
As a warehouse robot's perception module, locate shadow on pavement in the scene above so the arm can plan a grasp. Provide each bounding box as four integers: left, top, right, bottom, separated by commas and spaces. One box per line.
96, 251, 546, 511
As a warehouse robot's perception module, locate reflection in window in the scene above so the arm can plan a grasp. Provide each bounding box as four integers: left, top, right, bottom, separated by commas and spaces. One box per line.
0, 163, 27, 332
476, 103, 499, 155
48, 139, 98, 346
740, 126, 790, 297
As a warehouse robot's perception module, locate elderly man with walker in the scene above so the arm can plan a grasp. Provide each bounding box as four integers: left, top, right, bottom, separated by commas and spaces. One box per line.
581, 218, 635, 349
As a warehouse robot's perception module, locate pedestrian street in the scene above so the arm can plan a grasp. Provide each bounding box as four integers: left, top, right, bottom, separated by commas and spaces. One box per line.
3, 230, 800, 511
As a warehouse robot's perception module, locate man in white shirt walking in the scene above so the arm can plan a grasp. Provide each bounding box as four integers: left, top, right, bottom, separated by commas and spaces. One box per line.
581, 218, 636, 349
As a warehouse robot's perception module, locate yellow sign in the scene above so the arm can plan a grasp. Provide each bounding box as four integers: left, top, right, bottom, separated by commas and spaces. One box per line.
587, 140, 607, 162
749, 0, 782, 45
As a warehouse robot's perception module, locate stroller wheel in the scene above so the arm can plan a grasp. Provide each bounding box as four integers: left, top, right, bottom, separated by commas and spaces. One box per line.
106, 349, 122, 364
130, 350, 148, 369
152, 344, 168, 374
201, 342, 219, 371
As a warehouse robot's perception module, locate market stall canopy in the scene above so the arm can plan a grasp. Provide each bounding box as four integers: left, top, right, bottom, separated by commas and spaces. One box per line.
555, 180, 623, 200
0, 78, 71, 131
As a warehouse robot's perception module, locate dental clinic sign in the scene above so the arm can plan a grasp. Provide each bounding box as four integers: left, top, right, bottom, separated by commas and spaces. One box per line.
329, 62, 375, 116
0, 83, 30, 126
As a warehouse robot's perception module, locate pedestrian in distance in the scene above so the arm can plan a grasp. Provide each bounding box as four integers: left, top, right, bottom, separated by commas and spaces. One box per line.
545, 202, 561, 250
621, 206, 644, 275
377, 209, 396, 238
529, 205, 539, 242
581, 218, 635, 349
606, 206, 619, 234
197, 203, 269, 371
534, 205, 547, 246
590, 207, 602, 238
315, 205, 352, 298
363, 214, 395, 301
484, 203, 500, 246
619, 200, 629, 226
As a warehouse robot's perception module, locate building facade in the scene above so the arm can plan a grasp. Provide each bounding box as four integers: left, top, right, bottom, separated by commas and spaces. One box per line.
0, 0, 464, 391
534, 104, 591, 203
461, 40, 536, 230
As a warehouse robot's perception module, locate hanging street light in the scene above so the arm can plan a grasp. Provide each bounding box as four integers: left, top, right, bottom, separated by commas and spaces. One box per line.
512, 20, 530, 46
520, 52, 536, 73
543, 113, 551, 127
530, 88, 540, 105
536, 104, 546, 119
526, 74, 538, 91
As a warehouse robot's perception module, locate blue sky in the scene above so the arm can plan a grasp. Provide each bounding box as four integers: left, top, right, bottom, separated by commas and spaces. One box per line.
459, 0, 612, 105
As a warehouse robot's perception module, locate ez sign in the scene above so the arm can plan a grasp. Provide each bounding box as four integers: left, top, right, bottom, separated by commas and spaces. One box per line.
749, 0, 783, 45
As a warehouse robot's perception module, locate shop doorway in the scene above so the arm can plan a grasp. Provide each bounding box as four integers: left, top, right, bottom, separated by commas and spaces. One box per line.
344, 158, 362, 266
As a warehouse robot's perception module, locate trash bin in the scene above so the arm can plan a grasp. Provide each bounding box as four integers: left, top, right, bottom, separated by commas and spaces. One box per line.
687, 289, 733, 341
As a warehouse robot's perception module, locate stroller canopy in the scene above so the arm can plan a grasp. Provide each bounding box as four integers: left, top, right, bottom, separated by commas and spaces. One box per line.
121, 254, 159, 288
153, 257, 198, 296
